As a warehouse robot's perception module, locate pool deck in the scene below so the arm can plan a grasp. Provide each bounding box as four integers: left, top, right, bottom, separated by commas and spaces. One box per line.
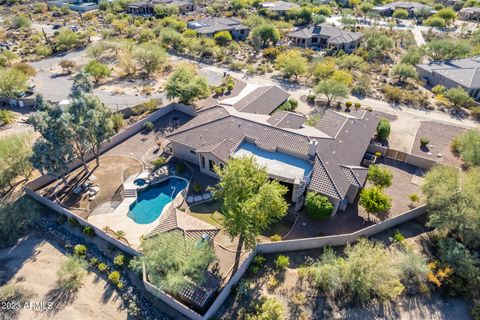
88, 173, 187, 248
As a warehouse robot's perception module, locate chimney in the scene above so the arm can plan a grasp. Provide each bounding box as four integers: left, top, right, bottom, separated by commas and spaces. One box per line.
308, 139, 318, 157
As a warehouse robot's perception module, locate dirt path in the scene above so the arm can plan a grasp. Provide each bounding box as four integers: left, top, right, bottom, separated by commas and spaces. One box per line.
0, 233, 127, 320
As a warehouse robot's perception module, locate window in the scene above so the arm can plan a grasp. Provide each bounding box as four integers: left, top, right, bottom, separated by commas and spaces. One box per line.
201, 156, 205, 168
209, 160, 215, 172
312, 37, 318, 43
240, 29, 244, 34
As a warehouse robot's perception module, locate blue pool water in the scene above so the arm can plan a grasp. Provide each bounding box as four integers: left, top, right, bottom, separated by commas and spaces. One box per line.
128, 177, 187, 224
134, 178, 147, 186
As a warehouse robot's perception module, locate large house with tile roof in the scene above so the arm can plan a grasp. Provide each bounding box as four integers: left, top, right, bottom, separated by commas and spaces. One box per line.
416, 57, 480, 100
286, 24, 363, 52
165, 105, 379, 214
187, 17, 250, 40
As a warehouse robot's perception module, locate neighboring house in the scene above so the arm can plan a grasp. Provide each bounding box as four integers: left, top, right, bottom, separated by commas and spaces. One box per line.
127, 0, 194, 15
458, 7, 480, 22
220, 85, 290, 115
48, 0, 99, 12
260, 1, 299, 15
373, 1, 432, 16
286, 24, 363, 52
416, 57, 480, 100
187, 17, 250, 40
166, 105, 379, 215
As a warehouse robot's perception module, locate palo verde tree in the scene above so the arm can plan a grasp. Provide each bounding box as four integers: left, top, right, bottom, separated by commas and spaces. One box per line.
422, 165, 480, 248
275, 50, 308, 81
452, 129, 480, 167
314, 78, 349, 107
359, 186, 392, 221
212, 156, 288, 249
165, 64, 209, 104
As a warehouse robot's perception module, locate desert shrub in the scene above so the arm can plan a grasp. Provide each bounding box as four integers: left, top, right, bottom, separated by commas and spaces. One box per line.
89, 257, 99, 266
192, 183, 202, 193
176, 162, 186, 173
35, 45, 53, 57
471, 107, 480, 121
367, 165, 393, 188
98, 262, 108, 272
420, 137, 430, 146
144, 121, 154, 131
57, 255, 88, 289
83, 226, 95, 237
151, 156, 166, 167
73, 244, 87, 256
376, 118, 391, 139
112, 113, 125, 132
305, 192, 334, 220
251, 296, 285, 320
114, 254, 125, 267
11, 15, 30, 29
432, 85, 445, 95
270, 234, 282, 242
393, 229, 405, 243
108, 271, 121, 285
275, 255, 290, 270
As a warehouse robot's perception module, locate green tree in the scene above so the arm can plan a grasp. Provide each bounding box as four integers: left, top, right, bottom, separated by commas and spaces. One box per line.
0, 196, 40, 246
313, 57, 336, 79
214, 31, 233, 46
165, 64, 209, 104
453, 130, 480, 167
313, 79, 349, 107
0, 133, 33, 191
212, 156, 288, 249
84, 60, 111, 83
367, 165, 393, 188
0, 68, 29, 97
130, 231, 215, 294
376, 118, 391, 139
362, 29, 394, 61
422, 166, 480, 247
133, 42, 167, 77
275, 50, 308, 81
392, 63, 417, 83
359, 186, 392, 220
250, 25, 280, 49
305, 192, 334, 220
68, 77, 115, 167
443, 87, 472, 109
71, 71, 94, 97
427, 39, 471, 61
392, 9, 409, 19
55, 28, 80, 52
30, 103, 74, 186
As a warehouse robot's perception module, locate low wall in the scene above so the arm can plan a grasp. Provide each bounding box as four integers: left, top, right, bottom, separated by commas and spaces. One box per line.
26, 103, 196, 191
256, 205, 427, 254
24, 188, 140, 256
0, 96, 35, 108
367, 143, 437, 170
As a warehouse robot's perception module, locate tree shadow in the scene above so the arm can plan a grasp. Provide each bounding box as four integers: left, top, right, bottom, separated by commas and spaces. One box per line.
44, 282, 80, 315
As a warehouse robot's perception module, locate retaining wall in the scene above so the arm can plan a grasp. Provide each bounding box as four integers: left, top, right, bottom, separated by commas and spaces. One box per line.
256, 205, 427, 254
24, 187, 140, 256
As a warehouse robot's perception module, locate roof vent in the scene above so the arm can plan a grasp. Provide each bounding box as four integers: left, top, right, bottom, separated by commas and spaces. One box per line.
308, 139, 318, 157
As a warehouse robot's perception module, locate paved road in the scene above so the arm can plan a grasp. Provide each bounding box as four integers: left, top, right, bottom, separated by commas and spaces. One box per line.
31, 49, 168, 111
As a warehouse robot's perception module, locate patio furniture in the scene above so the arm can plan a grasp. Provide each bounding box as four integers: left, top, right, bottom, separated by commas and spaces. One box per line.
202, 193, 211, 201
186, 196, 194, 203
193, 195, 203, 202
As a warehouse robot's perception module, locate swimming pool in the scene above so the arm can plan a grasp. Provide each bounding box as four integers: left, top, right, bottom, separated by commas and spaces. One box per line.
128, 177, 187, 224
